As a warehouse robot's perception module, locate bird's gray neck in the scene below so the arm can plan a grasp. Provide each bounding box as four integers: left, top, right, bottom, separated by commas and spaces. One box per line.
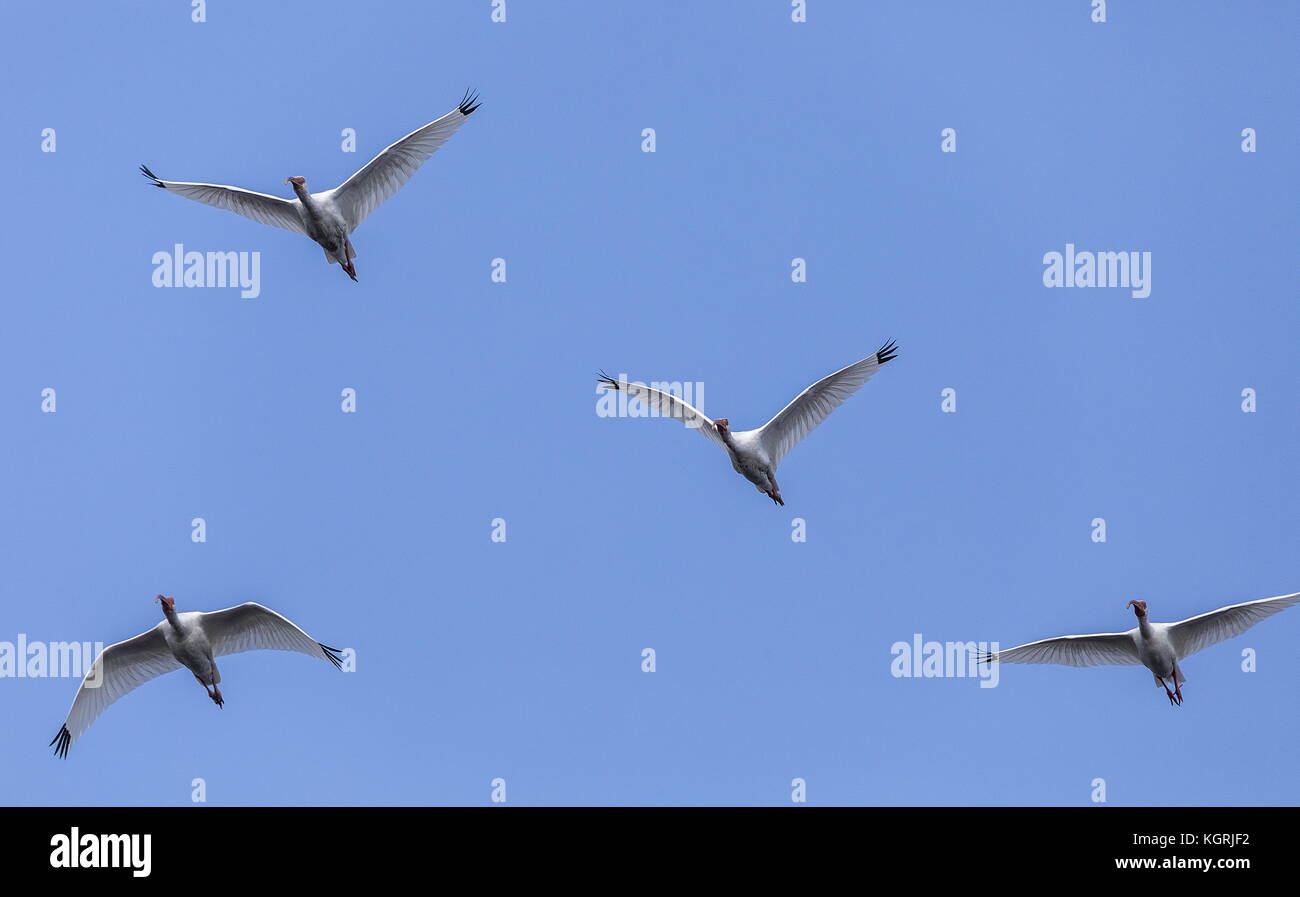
291, 185, 326, 230
163, 608, 186, 635
291, 183, 317, 209
1136, 616, 1153, 638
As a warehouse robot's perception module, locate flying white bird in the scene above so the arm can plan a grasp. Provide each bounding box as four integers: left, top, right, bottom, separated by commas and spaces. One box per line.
51, 596, 344, 757
980, 591, 1300, 705
598, 342, 897, 505
140, 91, 481, 281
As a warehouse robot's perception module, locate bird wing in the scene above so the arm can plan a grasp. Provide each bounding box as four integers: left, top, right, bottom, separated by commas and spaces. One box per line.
983, 631, 1141, 667
201, 603, 344, 669
139, 165, 308, 235
597, 372, 727, 450
51, 627, 181, 757
1167, 591, 1300, 659
327, 92, 480, 232
755, 341, 897, 469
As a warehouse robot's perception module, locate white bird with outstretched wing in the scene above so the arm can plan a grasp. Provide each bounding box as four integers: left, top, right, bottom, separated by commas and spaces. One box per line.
140, 91, 480, 281
597, 341, 897, 505
51, 596, 344, 757
982, 591, 1299, 705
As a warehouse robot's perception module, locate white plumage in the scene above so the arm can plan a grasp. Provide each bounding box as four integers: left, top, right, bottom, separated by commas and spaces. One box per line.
140, 91, 480, 281
51, 596, 343, 757
598, 342, 897, 505
983, 591, 1299, 705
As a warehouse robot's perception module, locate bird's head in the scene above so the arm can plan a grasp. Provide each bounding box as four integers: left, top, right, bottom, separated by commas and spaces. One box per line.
285, 176, 307, 188
714, 418, 730, 434
155, 594, 176, 615
1126, 599, 1148, 618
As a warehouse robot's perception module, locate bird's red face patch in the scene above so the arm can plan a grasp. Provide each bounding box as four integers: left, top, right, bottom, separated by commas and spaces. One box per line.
1126, 600, 1147, 617
155, 595, 175, 611
286, 176, 306, 187
715, 418, 729, 432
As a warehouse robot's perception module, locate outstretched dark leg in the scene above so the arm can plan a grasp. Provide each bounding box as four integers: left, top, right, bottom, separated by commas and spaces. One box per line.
1161, 678, 1179, 706
765, 473, 784, 507
195, 673, 224, 708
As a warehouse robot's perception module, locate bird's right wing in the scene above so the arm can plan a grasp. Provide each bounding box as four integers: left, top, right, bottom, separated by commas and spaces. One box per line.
327, 91, 480, 231
51, 627, 181, 758
1167, 591, 1300, 659
140, 165, 308, 235
597, 373, 727, 450
756, 341, 898, 469
201, 603, 344, 668
981, 631, 1141, 667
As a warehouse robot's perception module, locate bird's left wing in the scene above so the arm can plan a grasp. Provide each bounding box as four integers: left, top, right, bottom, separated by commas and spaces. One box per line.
327, 91, 480, 231
756, 341, 897, 469
140, 166, 308, 235
597, 372, 728, 451
52, 627, 181, 758
202, 603, 344, 669
1167, 591, 1300, 659
981, 631, 1141, 667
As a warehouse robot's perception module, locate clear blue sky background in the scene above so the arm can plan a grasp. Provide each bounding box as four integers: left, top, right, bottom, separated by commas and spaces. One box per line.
2, 2, 1296, 806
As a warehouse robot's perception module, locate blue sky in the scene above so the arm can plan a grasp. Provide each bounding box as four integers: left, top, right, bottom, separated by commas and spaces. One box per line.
2, 1, 1296, 806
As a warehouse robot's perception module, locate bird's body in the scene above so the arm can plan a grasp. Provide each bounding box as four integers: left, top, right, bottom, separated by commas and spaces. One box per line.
140, 91, 480, 281
51, 596, 343, 757
292, 187, 355, 273
722, 429, 776, 494
1132, 618, 1181, 685
598, 341, 898, 505
159, 611, 219, 685
984, 592, 1299, 705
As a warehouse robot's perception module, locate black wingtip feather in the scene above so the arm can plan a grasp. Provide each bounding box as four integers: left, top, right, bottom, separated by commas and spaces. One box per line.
459, 89, 482, 116
50, 725, 70, 759
319, 643, 345, 670
596, 370, 622, 390
139, 165, 165, 188
875, 339, 899, 365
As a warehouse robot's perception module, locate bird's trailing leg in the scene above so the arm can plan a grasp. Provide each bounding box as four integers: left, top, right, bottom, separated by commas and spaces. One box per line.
765, 474, 784, 507
196, 673, 224, 708
1161, 678, 1180, 707
339, 236, 358, 281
